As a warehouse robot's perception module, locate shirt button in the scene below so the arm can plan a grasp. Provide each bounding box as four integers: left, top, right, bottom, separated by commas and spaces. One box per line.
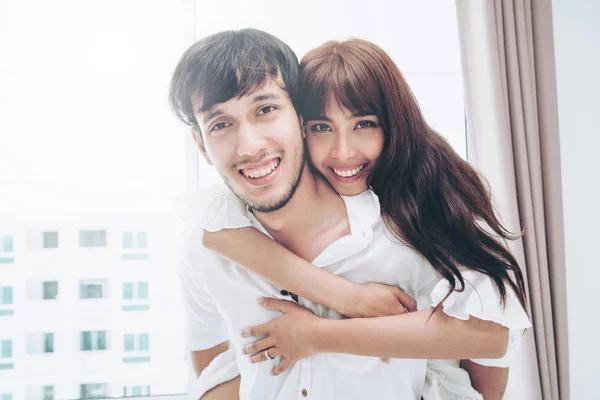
301, 389, 308, 397
280, 290, 290, 296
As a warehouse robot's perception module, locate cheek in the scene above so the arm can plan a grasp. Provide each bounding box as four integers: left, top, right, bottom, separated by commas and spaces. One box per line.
306, 137, 330, 169
365, 132, 385, 162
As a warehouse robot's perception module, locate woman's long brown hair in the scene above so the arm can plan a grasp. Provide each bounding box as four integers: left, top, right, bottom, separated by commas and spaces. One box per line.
298, 39, 527, 311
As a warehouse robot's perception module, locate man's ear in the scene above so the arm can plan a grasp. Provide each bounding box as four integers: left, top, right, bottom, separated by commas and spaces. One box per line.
191, 128, 213, 165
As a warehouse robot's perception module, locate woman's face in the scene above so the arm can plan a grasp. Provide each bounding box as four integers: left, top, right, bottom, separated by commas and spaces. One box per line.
305, 95, 385, 196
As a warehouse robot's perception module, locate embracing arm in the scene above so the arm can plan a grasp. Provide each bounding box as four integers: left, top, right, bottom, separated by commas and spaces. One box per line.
461, 360, 508, 400
203, 227, 414, 317
312, 307, 508, 359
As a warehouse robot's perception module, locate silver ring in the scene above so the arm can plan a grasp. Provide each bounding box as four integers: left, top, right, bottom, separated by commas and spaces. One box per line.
265, 348, 275, 360
403, 306, 410, 314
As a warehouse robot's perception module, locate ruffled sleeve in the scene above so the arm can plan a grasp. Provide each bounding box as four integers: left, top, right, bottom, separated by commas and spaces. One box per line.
430, 269, 531, 367
173, 183, 253, 232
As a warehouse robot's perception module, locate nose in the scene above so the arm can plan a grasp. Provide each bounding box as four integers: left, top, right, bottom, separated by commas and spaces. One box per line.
236, 122, 268, 158
330, 133, 358, 161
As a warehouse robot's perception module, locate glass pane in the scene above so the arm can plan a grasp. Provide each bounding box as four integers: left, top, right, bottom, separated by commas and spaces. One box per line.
124, 334, 134, 352
80, 231, 107, 248
80, 284, 103, 299
137, 232, 148, 248
96, 331, 107, 350
81, 331, 92, 351
2, 287, 12, 304
43, 386, 53, 400
132, 387, 142, 397
138, 283, 149, 299
2, 394, 13, 400
42, 231, 59, 249
44, 333, 54, 353
42, 282, 58, 300
139, 334, 149, 351
123, 283, 134, 300
1, 340, 12, 358
123, 232, 134, 249
0, 235, 13, 252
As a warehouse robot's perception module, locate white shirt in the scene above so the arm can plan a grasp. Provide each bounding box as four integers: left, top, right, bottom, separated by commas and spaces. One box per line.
176, 185, 531, 400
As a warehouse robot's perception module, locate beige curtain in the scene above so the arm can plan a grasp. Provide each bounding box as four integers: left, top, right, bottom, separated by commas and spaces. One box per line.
455, 0, 568, 399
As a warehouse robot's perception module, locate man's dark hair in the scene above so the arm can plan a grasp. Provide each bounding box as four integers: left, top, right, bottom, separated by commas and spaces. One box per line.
169, 28, 300, 131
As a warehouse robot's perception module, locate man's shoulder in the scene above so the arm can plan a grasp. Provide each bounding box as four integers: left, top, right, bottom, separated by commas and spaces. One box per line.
181, 221, 230, 280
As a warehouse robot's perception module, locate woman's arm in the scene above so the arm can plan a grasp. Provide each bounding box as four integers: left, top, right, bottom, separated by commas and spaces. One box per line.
460, 360, 508, 400
242, 298, 508, 374
202, 227, 416, 317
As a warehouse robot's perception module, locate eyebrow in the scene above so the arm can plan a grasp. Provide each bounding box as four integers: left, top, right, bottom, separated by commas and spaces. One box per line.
310, 112, 375, 121
198, 92, 283, 124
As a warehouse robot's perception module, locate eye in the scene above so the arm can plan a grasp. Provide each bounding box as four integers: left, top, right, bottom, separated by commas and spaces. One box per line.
309, 123, 332, 133
355, 120, 378, 129
258, 105, 276, 115
210, 121, 231, 132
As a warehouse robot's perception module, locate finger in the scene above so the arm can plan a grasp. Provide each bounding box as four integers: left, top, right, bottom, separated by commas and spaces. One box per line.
392, 287, 417, 312
380, 357, 390, 364
257, 297, 299, 313
249, 347, 282, 364
271, 356, 294, 376
241, 321, 271, 338
242, 336, 275, 355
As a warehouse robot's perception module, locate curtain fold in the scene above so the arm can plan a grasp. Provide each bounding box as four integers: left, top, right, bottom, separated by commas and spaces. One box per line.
455, 0, 567, 398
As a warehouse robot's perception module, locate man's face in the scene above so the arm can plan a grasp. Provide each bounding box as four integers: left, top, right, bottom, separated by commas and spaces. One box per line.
193, 78, 305, 212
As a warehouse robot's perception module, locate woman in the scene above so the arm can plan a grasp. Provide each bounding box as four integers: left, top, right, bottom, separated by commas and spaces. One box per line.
197, 39, 530, 399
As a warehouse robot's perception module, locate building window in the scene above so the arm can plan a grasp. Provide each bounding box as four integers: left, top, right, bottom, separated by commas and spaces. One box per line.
42, 232, 59, 249
123, 333, 150, 363
1, 287, 12, 304
123, 232, 148, 249
43, 386, 53, 400
80, 384, 107, 400
43, 282, 59, 300
80, 279, 107, 299
0, 234, 14, 264
80, 331, 107, 351
1, 393, 12, 400
123, 386, 150, 397
123, 282, 148, 300
121, 231, 149, 260
79, 230, 107, 248
0, 339, 13, 370
26, 333, 54, 354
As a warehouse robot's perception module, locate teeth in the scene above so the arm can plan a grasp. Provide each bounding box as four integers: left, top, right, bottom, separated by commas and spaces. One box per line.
333, 165, 364, 177
242, 159, 280, 179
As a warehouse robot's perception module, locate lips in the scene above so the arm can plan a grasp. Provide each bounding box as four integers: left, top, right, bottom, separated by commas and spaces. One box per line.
240, 158, 280, 179
327, 163, 368, 184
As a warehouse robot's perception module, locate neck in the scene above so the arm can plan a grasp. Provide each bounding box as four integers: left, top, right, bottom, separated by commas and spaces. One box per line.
254, 169, 347, 250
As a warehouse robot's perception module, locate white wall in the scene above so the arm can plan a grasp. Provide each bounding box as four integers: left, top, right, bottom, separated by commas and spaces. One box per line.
551, 1, 600, 399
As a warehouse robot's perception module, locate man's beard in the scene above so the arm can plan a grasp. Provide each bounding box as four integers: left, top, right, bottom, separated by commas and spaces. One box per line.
222, 144, 305, 213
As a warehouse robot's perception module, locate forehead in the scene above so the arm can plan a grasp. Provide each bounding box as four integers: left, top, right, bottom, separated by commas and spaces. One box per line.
193, 79, 291, 122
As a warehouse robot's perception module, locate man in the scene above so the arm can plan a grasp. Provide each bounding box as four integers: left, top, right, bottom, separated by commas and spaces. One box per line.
170, 29, 509, 400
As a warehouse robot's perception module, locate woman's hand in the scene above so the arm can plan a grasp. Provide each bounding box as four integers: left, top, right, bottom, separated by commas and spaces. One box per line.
341, 282, 417, 318
240, 298, 320, 376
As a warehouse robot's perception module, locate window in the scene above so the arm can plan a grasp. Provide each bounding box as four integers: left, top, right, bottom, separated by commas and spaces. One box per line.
123, 333, 150, 363
1, 340, 12, 358
80, 279, 107, 299
123, 386, 150, 397
123, 231, 148, 249
79, 230, 107, 248
42, 231, 59, 249
42, 282, 58, 300
80, 384, 107, 399
123, 282, 148, 300
124, 333, 149, 352
0, 339, 13, 369
43, 386, 53, 400
0, 235, 14, 264
1, 287, 12, 304
26, 333, 54, 354
80, 331, 107, 351
1, 394, 12, 400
